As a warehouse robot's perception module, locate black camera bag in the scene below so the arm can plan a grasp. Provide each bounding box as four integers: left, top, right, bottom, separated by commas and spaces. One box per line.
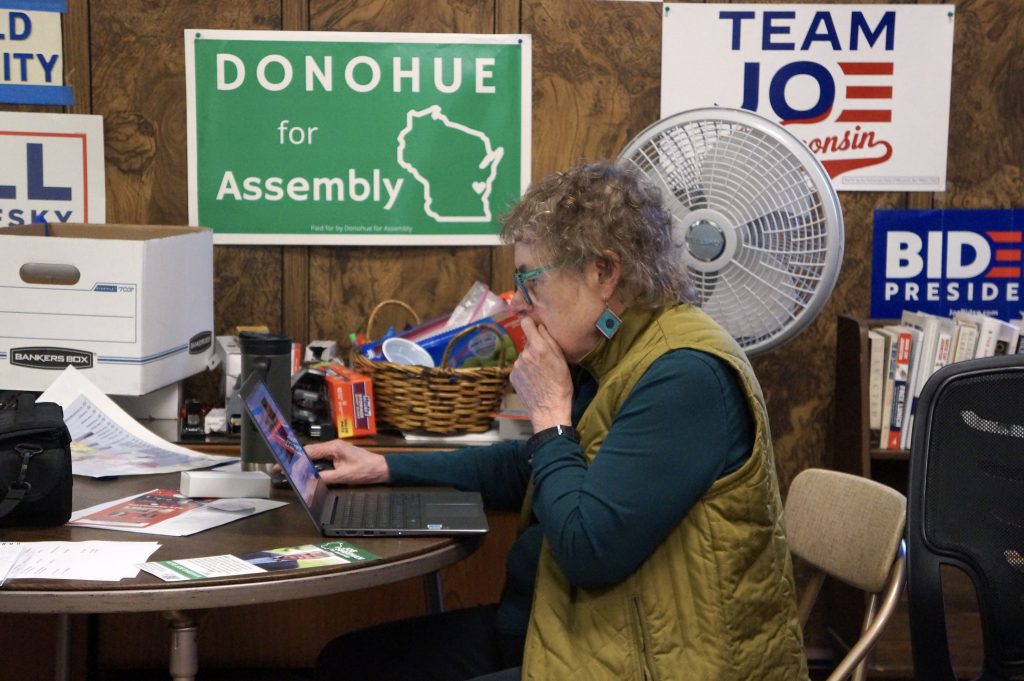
0, 394, 73, 527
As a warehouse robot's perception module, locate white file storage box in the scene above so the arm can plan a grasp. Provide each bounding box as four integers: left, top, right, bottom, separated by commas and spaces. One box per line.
0, 223, 214, 395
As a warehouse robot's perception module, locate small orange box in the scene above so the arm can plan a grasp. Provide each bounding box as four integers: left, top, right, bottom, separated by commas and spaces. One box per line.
323, 363, 377, 438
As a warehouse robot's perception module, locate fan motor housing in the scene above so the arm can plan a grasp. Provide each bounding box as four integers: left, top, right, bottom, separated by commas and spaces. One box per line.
678, 209, 739, 272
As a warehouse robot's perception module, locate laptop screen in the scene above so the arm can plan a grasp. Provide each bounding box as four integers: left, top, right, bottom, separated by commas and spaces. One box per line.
241, 376, 319, 507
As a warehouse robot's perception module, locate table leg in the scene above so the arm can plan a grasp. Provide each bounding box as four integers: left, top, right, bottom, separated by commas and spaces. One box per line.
54, 613, 70, 681
164, 610, 202, 681
423, 571, 444, 613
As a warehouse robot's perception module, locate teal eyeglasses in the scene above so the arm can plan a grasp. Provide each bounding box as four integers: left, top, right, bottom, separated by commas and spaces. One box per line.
513, 264, 557, 306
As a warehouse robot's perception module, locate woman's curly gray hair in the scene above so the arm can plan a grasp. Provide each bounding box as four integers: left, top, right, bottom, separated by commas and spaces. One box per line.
500, 161, 696, 307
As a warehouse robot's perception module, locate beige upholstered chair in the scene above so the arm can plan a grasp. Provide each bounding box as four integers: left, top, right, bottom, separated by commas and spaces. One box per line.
785, 468, 907, 681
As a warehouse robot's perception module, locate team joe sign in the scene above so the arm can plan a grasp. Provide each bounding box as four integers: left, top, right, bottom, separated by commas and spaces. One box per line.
662, 4, 955, 192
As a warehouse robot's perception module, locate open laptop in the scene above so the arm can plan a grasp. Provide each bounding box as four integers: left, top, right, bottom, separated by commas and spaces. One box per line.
240, 372, 488, 537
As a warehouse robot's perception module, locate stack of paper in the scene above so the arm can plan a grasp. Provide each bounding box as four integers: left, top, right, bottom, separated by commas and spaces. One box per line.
38, 367, 235, 478
4, 541, 161, 581
0, 543, 23, 586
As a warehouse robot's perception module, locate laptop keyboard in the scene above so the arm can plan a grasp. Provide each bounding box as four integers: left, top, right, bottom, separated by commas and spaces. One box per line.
337, 492, 424, 530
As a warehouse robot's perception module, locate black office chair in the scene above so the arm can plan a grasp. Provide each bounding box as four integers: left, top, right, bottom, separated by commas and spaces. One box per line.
906, 353, 1024, 681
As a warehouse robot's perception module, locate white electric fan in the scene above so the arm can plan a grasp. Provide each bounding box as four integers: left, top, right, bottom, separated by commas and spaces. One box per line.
618, 107, 844, 356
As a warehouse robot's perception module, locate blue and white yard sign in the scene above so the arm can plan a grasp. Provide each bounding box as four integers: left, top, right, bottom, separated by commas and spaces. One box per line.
0, 0, 72, 106
662, 4, 954, 192
872, 210, 1024, 321
0, 111, 106, 227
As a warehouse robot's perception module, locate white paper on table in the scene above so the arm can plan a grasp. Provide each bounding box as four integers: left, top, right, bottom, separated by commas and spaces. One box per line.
69, 489, 288, 536
401, 428, 502, 446
141, 554, 266, 582
38, 366, 235, 477
7, 541, 161, 581
0, 542, 24, 586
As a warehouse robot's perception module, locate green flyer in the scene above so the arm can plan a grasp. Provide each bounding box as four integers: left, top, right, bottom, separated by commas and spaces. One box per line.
141, 541, 380, 582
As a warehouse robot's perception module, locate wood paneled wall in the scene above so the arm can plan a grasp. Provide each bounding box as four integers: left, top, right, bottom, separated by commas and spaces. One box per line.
2, 0, 1022, 677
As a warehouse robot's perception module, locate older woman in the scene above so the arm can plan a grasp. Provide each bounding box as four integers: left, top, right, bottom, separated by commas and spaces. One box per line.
311, 162, 807, 681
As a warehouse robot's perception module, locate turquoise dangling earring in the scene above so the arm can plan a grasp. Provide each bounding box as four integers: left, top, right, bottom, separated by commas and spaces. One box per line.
596, 307, 622, 339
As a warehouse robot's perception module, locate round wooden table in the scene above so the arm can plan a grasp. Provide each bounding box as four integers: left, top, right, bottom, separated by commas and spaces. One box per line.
0, 472, 481, 681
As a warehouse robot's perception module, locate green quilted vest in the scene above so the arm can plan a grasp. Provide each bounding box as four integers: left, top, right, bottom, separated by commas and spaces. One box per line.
521, 305, 808, 681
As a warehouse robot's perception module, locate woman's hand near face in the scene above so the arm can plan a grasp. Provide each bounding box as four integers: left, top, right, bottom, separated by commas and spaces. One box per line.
303, 439, 391, 486
510, 316, 574, 431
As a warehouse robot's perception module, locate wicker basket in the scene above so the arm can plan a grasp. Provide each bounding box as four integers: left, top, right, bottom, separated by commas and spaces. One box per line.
352, 300, 511, 434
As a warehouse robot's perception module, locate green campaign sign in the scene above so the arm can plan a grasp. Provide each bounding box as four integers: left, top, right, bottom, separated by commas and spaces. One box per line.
185, 30, 530, 245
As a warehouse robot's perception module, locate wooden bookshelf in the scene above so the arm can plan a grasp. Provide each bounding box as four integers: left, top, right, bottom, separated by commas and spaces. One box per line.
831, 314, 984, 679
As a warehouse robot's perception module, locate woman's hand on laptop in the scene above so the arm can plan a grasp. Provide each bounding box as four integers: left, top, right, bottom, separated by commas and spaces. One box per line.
304, 439, 391, 486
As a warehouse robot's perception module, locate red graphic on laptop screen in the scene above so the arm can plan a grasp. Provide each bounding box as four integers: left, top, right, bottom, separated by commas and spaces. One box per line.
244, 381, 318, 505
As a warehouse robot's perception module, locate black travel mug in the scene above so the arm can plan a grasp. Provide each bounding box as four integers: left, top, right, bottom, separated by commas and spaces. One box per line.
239, 331, 293, 473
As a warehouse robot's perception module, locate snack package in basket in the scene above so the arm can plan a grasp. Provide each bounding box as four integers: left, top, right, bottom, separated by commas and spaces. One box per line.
416, 317, 516, 368
358, 313, 523, 369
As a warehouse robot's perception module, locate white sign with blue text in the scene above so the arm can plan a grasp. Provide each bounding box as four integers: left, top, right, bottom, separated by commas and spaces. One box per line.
0, 0, 71, 106
662, 4, 954, 192
0, 111, 106, 227
872, 210, 1024, 321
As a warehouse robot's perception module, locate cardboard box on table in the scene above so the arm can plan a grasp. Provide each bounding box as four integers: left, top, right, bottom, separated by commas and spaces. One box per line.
322, 363, 377, 438
0, 223, 214, 396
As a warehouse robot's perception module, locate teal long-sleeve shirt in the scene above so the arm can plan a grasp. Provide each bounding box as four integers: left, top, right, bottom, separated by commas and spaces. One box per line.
384, 348, 753, 636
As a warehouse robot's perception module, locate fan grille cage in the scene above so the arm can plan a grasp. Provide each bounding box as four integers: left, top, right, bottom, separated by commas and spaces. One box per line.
621, 111, 843, 355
